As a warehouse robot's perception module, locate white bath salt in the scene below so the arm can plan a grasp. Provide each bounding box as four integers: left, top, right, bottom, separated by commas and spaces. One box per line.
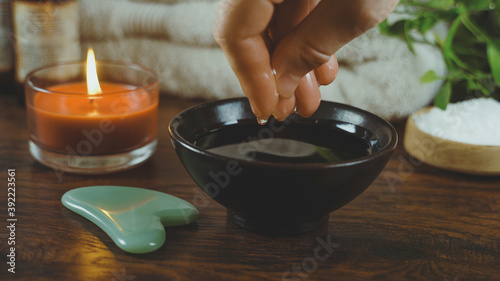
414, 98, 500, 146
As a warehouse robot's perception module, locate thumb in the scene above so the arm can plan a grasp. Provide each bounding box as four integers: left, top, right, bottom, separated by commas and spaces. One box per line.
272, 0, 399, 98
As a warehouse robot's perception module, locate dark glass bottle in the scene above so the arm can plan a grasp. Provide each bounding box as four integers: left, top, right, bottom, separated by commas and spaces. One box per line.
12, 0, 81, 104
0, 0, 15, 95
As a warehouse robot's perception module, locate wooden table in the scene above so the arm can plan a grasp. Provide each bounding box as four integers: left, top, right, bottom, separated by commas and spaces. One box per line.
1, 93, 499, 281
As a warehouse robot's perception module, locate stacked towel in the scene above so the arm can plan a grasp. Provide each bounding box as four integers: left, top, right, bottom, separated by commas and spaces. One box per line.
80, 0, 446, 120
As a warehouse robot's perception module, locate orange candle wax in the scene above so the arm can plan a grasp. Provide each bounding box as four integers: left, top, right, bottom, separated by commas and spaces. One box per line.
28, 82, 158, 155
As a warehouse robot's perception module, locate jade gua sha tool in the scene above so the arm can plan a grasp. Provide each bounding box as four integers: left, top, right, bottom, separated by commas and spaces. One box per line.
62, 186, 198, 254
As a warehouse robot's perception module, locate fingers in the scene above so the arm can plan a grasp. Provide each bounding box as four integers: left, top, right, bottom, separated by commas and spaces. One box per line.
269, 0, 321, 120
295, 71, 321, 117
315, 54, 338, 86
295, 55, 338, 119
273, 95, 296, 121
272, 0, 399, 99
214, 0, 398, 122
269, 0, 321, 43
272, 70, 322, 121
213, 0, 284, 122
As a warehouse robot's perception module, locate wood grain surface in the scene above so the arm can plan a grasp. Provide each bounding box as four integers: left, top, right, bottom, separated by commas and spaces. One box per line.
0, 93, 499, 281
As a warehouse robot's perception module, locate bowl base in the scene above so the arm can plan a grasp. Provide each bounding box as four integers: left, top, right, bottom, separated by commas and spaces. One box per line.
227, 210, 329, 236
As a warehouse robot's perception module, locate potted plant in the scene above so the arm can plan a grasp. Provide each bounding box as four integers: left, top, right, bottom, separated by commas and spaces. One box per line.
380, 0, 500, 108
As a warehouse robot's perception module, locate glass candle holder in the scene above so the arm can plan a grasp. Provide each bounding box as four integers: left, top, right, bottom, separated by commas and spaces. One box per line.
25, 61, 159, 174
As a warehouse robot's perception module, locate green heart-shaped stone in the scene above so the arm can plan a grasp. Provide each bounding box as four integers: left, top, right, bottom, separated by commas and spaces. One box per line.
62, 186, 198, 254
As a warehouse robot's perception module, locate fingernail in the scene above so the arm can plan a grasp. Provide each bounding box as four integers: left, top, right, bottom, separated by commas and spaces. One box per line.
272, 112, 285, 122
257, 117, 268, 125
276, 73, 300, 99
250, 103, 262, 119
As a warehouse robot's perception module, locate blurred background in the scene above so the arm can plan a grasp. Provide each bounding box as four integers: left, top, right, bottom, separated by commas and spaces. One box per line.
1, 0, 499, 120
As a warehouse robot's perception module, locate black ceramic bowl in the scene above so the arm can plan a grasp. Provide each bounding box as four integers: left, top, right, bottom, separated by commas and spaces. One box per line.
169, 98, 397, 235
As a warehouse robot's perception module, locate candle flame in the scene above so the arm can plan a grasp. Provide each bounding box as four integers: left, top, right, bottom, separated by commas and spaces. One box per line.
86, 48, 102, 95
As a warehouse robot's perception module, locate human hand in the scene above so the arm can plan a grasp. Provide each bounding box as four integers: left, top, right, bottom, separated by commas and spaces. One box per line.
214, 0, 399, 124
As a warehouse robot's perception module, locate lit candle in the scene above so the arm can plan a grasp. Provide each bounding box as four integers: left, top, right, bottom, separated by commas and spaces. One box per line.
26, 48, 159, 174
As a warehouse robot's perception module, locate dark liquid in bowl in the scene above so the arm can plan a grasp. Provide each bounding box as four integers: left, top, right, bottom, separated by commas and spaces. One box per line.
194, 120, 374, 163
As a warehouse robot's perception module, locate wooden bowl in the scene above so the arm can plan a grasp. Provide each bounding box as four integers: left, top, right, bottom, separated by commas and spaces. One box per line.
404, 107, 500, 175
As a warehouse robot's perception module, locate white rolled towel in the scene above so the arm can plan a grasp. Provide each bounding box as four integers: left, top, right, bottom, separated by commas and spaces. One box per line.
80, 0, 446, 120
80, 0, 217, 46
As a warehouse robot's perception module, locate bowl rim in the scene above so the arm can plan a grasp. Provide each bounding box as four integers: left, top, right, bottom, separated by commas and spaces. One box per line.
169, 98, 398, 169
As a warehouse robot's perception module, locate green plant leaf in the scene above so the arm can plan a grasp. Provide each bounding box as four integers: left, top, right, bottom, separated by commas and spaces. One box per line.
427, 0, 455, 10
443, 16, 462, 66
378, 20, 391, 35
418, 15, 438, 33
434, 81, 452, 109
487, 41, 500, 86
379, 19, 406, 36
460, 12, 489, 43
466, 78, 480, 90
379, 1, 499, 102
315, 146, 343, 163
420, 70, 439, 84
404, 20, 415, 53
460, 0, 493, 11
